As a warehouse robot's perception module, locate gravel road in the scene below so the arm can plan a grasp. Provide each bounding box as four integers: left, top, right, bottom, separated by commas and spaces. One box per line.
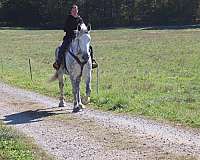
0, 82, 200, 160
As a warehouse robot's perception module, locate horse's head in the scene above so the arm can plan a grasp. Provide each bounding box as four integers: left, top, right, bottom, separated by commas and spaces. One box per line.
72, 23, 91, 63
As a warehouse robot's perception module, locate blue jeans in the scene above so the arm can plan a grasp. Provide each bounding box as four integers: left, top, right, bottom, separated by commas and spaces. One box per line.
57, 37, 72, 65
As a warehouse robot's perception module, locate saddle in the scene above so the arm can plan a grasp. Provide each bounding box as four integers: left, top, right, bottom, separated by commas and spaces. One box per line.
53, 46, 98, 70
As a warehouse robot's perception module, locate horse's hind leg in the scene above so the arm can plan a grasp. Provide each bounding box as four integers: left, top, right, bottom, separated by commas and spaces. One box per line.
58, 70, 65, 107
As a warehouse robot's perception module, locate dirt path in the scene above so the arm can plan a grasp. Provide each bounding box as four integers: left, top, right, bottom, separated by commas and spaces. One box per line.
0, 82, 200, 160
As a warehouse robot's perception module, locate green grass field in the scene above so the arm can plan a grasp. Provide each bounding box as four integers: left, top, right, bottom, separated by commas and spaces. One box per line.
0, 122, 52, 160
1, 27, 200, 127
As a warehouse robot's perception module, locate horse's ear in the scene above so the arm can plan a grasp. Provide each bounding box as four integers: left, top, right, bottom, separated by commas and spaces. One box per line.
78, 24, 81, 31
87, 23, 91, 31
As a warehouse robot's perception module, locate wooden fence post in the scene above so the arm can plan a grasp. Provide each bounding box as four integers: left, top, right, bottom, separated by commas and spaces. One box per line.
1, 57, 3, 75
29, 58, 33, 81
96, 66, 99, 95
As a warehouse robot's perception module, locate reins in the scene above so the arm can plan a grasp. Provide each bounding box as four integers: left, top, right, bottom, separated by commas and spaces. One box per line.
68, 49, 87, 77
68, 35, 88, 77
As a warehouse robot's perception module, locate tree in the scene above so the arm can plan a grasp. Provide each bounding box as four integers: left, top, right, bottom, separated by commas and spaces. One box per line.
1, 0, 200, 27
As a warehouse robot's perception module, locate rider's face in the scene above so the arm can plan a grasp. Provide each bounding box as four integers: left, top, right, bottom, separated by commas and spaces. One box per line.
71, 5, 78, 16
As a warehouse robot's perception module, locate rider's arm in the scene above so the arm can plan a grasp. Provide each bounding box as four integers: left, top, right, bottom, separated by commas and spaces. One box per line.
63, 15, 71, 33
78, 16, 84, 24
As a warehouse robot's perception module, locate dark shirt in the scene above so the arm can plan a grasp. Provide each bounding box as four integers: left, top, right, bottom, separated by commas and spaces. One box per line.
63, 15, 83, 38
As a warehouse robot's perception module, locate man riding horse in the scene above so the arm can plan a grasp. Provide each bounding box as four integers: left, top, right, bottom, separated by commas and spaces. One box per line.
53, 4, 97, 70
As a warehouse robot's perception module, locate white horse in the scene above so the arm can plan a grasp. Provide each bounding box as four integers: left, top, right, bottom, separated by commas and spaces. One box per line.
51, 23, 92, 113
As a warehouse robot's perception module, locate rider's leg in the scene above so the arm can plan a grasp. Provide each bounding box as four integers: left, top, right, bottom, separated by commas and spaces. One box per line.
53, 37, 72, 70
89, 46, 94, 60
89, 45, 98, 69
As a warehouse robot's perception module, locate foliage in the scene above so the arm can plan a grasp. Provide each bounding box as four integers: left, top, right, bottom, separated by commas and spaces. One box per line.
0, 0, 199, 27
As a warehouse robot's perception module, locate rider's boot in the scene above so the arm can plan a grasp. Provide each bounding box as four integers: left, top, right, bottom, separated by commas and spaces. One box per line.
92, 59, 98, 69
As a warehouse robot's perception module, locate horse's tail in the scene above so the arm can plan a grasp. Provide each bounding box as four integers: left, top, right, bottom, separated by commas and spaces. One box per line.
48, 71, 58, 83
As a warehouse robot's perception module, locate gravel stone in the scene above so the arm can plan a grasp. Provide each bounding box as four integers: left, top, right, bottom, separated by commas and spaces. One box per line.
0, 82, 200, 160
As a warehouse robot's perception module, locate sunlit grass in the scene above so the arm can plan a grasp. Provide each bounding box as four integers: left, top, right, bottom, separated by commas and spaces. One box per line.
1, 27, 200, 127
0, 122, 52, 160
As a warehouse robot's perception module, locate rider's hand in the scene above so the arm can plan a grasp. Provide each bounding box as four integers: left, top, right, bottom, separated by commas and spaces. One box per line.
73, 30, 78, 35
72, 30, 78, 38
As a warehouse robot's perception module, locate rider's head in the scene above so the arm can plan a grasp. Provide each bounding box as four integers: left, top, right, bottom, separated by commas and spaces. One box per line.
71, 4, 78, 17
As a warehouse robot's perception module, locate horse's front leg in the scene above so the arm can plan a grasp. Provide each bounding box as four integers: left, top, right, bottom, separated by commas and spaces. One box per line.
82, 69, 92, 105
71, 76, 83, 112
58, 70, 65, 107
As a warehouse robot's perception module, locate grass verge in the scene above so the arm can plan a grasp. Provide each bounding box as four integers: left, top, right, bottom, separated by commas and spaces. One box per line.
0, 122, 53, 160
0, 27, 200, 127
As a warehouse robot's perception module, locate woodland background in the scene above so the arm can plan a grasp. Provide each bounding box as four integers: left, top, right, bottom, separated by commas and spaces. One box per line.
0, 0, 200, 28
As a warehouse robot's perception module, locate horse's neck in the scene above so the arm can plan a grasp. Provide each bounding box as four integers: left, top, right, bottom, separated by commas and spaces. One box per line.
69, 39, 78, 54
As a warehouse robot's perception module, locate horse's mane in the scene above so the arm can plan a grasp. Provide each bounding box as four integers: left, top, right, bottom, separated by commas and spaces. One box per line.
75, 23, 90, 39
80, 23, 87, 31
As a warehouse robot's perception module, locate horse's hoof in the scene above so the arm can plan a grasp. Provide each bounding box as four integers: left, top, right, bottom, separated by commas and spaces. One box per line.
79, 103, 85, 109
72, 107, 82, 113
58, 101, 65, 107
82, 96, 90, 105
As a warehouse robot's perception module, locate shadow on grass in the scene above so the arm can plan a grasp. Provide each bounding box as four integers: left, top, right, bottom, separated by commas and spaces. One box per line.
0, 26, 60, 30
3, 108, 68, 125
140, 24, 200, 30
1, 24, 200, 31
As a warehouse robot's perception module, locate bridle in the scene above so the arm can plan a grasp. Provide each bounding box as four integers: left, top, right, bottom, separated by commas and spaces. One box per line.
68, 30, 90, 77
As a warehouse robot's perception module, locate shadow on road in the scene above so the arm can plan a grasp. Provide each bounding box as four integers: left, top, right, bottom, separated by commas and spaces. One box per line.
3, 108, 67, 125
